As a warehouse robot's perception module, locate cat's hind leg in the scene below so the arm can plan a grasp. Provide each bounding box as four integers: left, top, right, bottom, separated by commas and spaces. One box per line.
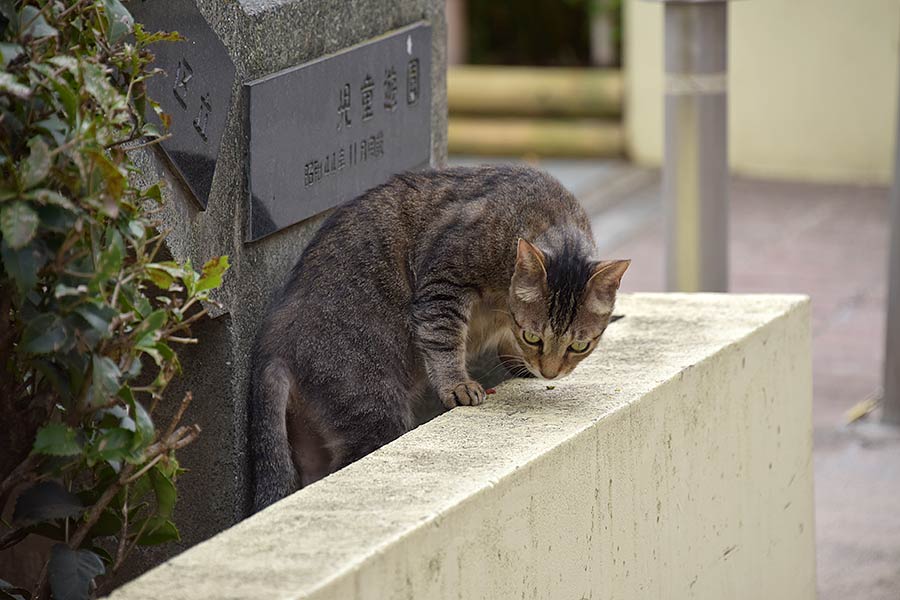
249, 358, 301, 513
320, 379, 419, 477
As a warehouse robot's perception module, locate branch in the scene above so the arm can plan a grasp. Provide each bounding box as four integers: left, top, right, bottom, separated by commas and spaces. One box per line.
0, 454, 41, 517
160, 306, 208, 337
67, 424, 200, 550
113, 485, 130, 571
163, 392, 192, 441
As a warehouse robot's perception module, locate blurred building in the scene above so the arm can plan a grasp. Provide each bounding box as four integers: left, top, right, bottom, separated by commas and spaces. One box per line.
626, 0, 900, 185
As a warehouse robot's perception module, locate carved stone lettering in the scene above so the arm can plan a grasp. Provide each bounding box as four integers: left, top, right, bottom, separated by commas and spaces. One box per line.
246, 23, 432, 241
128, 1, 236, 209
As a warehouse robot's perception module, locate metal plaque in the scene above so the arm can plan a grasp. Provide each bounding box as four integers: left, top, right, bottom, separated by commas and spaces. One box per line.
245, 23, 432, 241
127, 0, 236, 209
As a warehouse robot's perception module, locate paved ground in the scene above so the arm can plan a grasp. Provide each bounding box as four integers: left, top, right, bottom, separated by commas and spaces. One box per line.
452, 157, 900, 599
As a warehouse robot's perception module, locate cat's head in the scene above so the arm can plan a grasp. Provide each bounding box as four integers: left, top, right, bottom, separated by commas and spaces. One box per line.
506, 237, 629, 380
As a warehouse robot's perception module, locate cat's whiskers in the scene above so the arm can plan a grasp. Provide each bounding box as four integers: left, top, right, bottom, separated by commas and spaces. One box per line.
498, 355, 534, 376
498, 354, 539, 378
480, 355, 526, 379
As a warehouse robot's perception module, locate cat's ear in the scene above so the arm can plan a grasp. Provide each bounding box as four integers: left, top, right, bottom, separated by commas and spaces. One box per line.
588, 259, 630, 291
512, 239, 547, 303
515, 238, 547, 277
585, 260, 630, 313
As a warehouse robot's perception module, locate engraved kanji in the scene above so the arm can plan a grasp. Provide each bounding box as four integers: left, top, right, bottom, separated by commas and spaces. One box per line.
172, 57, 193, 110
406, 58, 419, 105
361, 75, 375, 121
193, 93, 211, 141
337, 83, 352, 130
383, 67, 398, 111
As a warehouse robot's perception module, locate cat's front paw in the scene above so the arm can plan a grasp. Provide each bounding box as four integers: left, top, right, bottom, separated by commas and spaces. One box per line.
440, 380, 486, 408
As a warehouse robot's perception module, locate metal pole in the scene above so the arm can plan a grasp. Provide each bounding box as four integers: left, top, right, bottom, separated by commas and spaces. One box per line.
883, 58, 900, 424
658, 0, 730, 292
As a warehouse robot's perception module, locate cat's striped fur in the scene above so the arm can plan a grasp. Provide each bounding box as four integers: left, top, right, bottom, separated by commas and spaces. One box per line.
249, 165, 629, 512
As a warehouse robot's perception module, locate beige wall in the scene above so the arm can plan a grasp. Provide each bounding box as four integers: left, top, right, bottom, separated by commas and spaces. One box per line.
109, 294, 815, 600
626, 0, 900, 185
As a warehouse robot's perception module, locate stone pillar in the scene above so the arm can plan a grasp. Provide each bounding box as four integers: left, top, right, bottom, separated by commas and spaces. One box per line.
655, 0, 730, 292
120, 0, 447, 579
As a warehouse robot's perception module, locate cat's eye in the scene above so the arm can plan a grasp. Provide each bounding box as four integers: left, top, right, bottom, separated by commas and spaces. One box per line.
569, 341, 589, 353
523, 330, 542, 346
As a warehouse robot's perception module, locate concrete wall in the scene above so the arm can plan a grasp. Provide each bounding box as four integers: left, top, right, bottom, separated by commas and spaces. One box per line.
117, 0, 447, 582
108, 293, 815, 600
626, 0, 900, 185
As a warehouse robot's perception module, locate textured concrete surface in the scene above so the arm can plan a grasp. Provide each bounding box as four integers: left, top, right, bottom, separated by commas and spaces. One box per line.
108, 294, 815, 600
573, 170, 897, 600
122, 0, 448, 580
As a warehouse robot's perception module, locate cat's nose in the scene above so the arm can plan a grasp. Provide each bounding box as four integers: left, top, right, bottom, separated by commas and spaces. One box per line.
540, 368, 559, 379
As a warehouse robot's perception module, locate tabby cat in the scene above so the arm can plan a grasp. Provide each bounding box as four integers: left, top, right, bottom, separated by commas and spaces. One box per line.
249, 165, 629, 512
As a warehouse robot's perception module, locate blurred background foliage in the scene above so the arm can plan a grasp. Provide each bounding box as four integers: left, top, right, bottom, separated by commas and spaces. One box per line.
466, 0, 621, 67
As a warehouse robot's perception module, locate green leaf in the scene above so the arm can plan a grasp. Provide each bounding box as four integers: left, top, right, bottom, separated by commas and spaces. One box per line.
141, 122, 160, 138
0, 202, 38, 249
145, 261, 185, 278
145, 261, 186, 292
94, 427, 133, 462
149, 467, 176, 519
48, 75, 78, 124
34, 204, 74, 233
0, 239, 48, 296
135, 517, 179, 546
31, 188, 76, 211
53, 283, 85, 298
91, 355, 121, 407
127, 219, 145, 241
131, 397, 154, 445
0, 579, 29, 600
143, 183, 163, 202
32, 358, 73, 401
48, 545, 104, 600
133, 23, 183, 45
21, 313, 68, 354
133, 309, 167, 347
93, 228, 124, 285
74, 303, 116, 337
82, 64, 119, 114
120, 286, 152, 319
34, 116, 69, 146
153, 341, 176, 364
125, 355, 142, 380
22, 137, 51, 189
97, 405, 134, 432
47, 55, 78, 73
0, 72, 30, 99
33, 423, 82, 456
157, 457, 183, 479
195, 255, 230, 293
181, 259, 197, 295
88, 510, 122, 538
102, 0, 134, 44
12, 481, 84, 526
89, 545, 114, 567
18, 6, 57, 39
0, 43, 23, 68
129, 473, 153, 505
145, 266, 174, 290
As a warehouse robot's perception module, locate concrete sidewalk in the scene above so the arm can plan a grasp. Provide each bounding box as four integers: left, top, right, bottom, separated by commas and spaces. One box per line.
452, 156, 899, 600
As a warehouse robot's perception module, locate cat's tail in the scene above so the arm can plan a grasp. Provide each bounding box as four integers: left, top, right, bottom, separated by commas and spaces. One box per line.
248, 356, 300, 514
